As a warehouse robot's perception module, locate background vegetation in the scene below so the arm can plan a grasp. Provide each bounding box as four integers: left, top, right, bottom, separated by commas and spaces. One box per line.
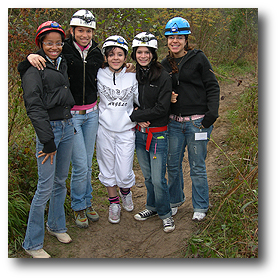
8, 8, 258, 256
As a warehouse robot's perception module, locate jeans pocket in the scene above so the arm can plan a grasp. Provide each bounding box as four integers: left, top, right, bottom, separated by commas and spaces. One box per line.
191, 118, 204, 130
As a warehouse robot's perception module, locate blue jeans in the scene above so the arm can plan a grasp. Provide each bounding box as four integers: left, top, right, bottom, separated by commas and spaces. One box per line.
70, 110, 98, 211
22, 119, 74, 250
167, 118, 213, 213
135, 130, 171, 219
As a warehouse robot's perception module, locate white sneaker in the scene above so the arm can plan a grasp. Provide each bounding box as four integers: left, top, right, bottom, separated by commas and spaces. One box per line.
171, 207, 178, 216
108, 203, 121, 223
47, 228, 72, 244
162, 217, 175, 233
25, 248, 51, 258
192, 212, 206, 221
119, 190, 134, 212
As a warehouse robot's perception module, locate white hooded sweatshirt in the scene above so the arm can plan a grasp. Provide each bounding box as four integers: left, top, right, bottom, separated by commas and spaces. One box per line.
97, 67, 139, 132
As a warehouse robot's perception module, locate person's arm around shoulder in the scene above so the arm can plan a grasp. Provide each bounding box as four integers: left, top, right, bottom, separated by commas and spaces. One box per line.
27, 53, 46, 70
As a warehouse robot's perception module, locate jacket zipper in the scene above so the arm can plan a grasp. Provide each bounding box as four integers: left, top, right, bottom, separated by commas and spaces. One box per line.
83, 55, 86, 105
141, 84, 145, 109
81, 46, 97, 105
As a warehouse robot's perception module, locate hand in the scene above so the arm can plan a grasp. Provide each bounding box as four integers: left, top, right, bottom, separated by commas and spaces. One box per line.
171, 91, 178, 103
38, 150, 57, 165
27, 54, 46, 70
138, 121, 151, 128
125, 63, 136, 73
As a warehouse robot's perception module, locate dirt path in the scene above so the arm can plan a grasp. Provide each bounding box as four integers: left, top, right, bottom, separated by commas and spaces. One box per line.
20, 81, 245, 258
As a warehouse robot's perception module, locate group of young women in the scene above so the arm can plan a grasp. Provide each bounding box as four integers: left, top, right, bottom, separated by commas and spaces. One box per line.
18, 10, 220, 258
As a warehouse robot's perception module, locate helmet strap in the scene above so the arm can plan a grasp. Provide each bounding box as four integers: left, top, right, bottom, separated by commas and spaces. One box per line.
109, 65, 125, 85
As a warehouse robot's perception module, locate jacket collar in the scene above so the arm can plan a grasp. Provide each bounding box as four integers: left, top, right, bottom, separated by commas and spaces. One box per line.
36, 49, 63, 70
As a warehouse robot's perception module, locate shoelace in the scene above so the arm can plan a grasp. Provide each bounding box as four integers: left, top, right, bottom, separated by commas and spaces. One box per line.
163, 217, 174, 227
140, 209, 154, 217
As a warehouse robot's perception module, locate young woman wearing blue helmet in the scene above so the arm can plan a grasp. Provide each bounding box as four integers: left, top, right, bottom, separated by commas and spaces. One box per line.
161, 17, 220, 221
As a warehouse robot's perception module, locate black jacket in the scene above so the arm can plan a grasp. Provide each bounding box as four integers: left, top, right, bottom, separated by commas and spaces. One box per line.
161, 49, 220, 128
18, 36, 104, 106
21, 49, 75, 153
63, 36, 104, 105
130, 67, 172, 127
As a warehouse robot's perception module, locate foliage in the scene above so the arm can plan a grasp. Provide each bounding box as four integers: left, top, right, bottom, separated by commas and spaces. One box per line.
8, 8, 258, 253
8, 191, 30, 252
184, 83, 258, 258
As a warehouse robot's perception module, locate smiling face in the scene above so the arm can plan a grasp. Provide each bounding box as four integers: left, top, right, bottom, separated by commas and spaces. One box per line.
167, 35, 187, 58
42, 32, 63, 60
135, 46, 152, 68
106, 47, 127, 72
71, 26, 93, 47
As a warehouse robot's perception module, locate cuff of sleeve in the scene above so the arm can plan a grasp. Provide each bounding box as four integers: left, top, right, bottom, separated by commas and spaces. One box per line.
42, 139, 56, 153
201, 118, 213, 128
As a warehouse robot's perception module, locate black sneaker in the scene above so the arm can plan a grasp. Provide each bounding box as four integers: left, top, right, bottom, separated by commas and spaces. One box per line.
134, 209, 157, 221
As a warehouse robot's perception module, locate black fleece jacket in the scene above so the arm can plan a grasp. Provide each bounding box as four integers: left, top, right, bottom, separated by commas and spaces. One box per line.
18, 36, 104, 106
130, 67, 172, 127
20, 49, 75, 153
161, 49, 220, 128
62, 36, 104, 105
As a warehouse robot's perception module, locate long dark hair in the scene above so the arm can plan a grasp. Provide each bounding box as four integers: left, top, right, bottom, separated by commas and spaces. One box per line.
131, 46, 162, 84
166, 35, 193, 74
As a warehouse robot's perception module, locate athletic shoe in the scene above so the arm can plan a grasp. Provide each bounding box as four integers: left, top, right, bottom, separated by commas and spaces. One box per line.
74, 210, 89, 228
171, 207, 178, 216
108, 203, 121, 224
86, 205, 100, 222
163, 217, 175, 233
192, 212, 206, 221
25, 248, 51, 258
47, 228, 72, 244
134, 209, 157, 221
119, 190, 134, 212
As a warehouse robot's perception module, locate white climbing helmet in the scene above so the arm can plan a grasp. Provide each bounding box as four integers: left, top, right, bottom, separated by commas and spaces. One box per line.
102, 35, 128, 55
132, 32, 158, 50
70, 9, 96, 29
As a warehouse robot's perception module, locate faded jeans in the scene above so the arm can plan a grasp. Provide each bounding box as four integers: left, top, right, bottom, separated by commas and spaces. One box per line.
135, 130, 171, 219
167, 118, 213, 213
22, 119, 74, 250
70, 109, 98, 211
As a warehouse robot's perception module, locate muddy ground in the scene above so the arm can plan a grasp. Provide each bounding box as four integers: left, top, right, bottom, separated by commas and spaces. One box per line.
19, 80, 246, 258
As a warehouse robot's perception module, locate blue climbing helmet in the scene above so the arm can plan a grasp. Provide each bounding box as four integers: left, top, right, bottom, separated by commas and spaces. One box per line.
164, 17, 191, 36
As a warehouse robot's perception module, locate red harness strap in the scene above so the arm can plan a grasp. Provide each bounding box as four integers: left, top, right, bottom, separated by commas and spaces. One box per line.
136, 124, 168, 151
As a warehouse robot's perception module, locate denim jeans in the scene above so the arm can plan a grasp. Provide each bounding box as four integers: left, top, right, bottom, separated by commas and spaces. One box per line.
135, 130, 171, 219
167, 118, 213, 213
70, 109, 98, 211
22, 119, 74, 250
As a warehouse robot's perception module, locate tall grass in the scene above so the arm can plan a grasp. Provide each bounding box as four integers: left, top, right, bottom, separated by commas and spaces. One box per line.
183, 82, 258, 258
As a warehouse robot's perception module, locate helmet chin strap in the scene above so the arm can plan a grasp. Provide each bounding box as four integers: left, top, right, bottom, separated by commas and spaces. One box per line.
109, 64, 125, 85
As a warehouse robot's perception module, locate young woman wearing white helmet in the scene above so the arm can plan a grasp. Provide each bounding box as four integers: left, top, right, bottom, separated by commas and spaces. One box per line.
96, 35, 139, 224
129, 32, 175, 233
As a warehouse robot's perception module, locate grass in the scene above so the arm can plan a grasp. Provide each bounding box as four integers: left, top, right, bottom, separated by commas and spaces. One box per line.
183, 81, 258, 258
